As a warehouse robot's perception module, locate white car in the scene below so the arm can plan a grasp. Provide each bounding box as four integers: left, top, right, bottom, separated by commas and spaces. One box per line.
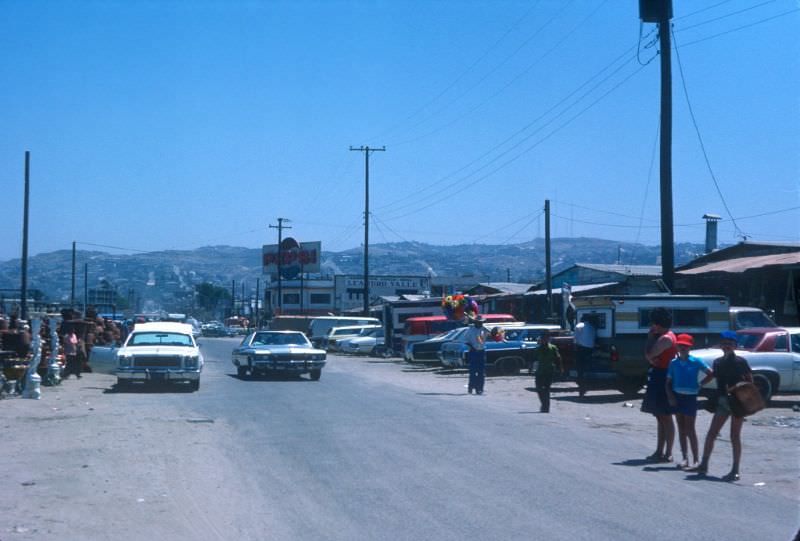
692, 328, 800, 401
91, 322, 203, 391
340, 328, 385, 355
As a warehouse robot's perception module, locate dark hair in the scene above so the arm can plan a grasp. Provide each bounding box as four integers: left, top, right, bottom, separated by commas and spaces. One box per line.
650, 307, 672, 328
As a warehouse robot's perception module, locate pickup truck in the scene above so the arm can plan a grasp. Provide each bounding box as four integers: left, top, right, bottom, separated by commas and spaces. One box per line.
692, 327, 800, 402
439, 325, 563, 375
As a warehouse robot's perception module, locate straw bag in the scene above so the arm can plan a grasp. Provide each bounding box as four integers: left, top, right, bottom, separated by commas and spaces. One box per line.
728, 381, 766, 417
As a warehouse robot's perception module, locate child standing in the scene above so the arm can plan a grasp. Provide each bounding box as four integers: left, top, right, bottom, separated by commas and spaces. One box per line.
665, 334, 713, 469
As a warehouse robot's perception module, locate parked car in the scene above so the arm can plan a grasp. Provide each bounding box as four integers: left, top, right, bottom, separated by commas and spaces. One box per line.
308, 316, 380, 348
400, 314, 517, 360
322, 325, 381, 352
693, 327, 800, 402
406, 327, 469, 365
439, 324, 562, 375
231, 331, 326, 380
339, 327, 385, 355
90, 321, 203, 391
201, 322, 227, 337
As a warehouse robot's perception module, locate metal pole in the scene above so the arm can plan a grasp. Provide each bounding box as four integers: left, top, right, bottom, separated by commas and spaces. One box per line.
545, 199, 553, 317
21, 151, 30, 321
255, 278, 260, 328
83, 263, 88, 316
658, 7, 674, 289
71, 241, 76, 308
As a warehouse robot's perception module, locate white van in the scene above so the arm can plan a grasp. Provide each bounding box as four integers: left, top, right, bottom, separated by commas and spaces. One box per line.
308, 316, 380, 348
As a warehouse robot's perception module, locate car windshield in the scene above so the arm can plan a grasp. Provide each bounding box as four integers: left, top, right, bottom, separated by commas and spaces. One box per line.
734, 311, 775, 329
251, 332, 309, 346
128, 332, 193, 347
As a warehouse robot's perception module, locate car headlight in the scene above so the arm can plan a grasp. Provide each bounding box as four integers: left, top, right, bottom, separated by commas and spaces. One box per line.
183, 355, 199, 368
118, 355, 132, 368
313, 354, 325, 361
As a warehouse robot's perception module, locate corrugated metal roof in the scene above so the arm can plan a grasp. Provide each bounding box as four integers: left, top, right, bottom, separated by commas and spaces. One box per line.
576, 263, 662, 276
525, 282, 620, 296
677, 252, 800, 275
474, 282, 536, 295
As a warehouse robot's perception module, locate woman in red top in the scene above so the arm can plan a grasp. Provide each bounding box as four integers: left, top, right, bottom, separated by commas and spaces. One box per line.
641, 307, 677, 462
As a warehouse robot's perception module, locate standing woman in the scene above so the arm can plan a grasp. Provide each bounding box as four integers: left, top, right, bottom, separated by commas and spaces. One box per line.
642, 307, 677, 462
691, 331, 753, 481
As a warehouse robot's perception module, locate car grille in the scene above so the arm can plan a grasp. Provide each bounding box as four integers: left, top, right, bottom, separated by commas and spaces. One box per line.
133, 355, 181, 368
269, 354, 315, 361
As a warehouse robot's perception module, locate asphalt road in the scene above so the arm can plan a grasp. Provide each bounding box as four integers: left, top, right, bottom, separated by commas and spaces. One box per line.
2, 337, 798, 541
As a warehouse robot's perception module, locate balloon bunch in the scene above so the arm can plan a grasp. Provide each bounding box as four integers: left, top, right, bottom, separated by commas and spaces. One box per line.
441, 294, 479, 321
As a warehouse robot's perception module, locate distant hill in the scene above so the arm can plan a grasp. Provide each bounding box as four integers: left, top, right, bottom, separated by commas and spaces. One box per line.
0, 238, 706, 311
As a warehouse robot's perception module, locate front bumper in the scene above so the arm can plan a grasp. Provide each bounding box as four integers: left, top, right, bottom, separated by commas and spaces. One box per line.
117, 369, 201, 382
250, 360, 326, 373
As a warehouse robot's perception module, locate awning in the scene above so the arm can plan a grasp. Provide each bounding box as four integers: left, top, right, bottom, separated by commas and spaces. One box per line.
677, 252, 800, 275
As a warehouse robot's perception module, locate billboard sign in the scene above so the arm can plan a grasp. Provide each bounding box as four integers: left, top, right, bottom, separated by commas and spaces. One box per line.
262, 239, 321, 278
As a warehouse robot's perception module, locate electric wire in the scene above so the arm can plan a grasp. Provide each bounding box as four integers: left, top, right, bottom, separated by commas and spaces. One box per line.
368, 1, 541, 143
381, 62, 648, 223
628, 117, 661, 265
383, 0, 576, 143
677, 0, 779, 33
499, 210, 544, 245
373, 42, 638, 213
676, 6, 799, 47
390, 0, 609, 147
672, 26, 744, 238
674, 0, 738, 21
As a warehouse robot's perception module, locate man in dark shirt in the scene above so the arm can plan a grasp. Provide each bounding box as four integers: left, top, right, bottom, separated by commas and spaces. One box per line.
531, 332, 563, 413
690, 330, 753, 481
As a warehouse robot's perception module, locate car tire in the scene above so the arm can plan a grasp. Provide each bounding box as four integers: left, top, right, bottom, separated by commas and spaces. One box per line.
309, 369, 321, 381
189, 380, 200, 392
237, 366, 248, 378
497, 357, 522, 376
752, 371, 774, 403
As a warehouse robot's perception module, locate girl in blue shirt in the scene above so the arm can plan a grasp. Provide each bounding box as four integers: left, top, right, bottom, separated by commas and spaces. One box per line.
665, 334, 713, 470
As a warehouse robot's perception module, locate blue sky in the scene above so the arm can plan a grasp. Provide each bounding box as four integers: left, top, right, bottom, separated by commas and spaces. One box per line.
1, 0, 798, 262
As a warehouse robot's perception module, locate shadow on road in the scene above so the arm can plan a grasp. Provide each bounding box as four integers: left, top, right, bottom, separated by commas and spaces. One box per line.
104, 383, 196, 394
554, 393, 636, 405
612, 458, 658, 467
226, 373, 308, 382
416, 392, 467, 397
765, 398, 800, 410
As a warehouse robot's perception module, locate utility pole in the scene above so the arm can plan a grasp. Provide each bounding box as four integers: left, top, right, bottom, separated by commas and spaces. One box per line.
83, 263, 88, 316
506, 268, 511, 282
255, 278, 260, 328
20, 151, 30, 321
269, 218, 292, 314
350, 145, 385, 316
641, 0, 675, 289
545, 199, 553, 318
71, 241, 76, 308
231, 280, 235, 317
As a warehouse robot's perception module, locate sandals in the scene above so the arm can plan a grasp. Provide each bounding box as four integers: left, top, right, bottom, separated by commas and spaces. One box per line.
721, 471, 740, 482
686, 464, 707, 475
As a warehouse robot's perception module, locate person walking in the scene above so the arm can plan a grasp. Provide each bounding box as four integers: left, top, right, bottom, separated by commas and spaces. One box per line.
690, 331, 753, 481
665, 334, 713, 469
531, 331, 563, 413
464, 316, 490, 395
573, 314, 596, 397
63, 331, 79, 379
642, 307, 677, 462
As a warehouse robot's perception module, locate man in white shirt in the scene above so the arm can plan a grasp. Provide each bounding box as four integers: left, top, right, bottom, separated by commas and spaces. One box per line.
464, 316, 490, 395
574, 315, 596, 397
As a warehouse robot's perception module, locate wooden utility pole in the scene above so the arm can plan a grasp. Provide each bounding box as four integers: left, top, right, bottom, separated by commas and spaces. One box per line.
269, 218, 291, 313
350, 145, 385, 316
641, 0, 675, 289
545, 199, 553, 317
20, 151, 30, 321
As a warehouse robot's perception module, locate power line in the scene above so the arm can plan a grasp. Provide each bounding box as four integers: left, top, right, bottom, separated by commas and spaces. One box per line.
628, 117, 661, 265
381, 62, 648, 223
672, 27, 744, 239
500, 210, 544, 245
674, 0, 737, 21
390, 0, 609, 147
368, 1, 541, 143
678, 0, 779, 32
384, 0, 576, 145
676, 6, 799, 47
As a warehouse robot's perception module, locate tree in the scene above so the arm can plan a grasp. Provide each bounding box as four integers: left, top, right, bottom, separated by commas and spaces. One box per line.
195, 282, 231, 319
